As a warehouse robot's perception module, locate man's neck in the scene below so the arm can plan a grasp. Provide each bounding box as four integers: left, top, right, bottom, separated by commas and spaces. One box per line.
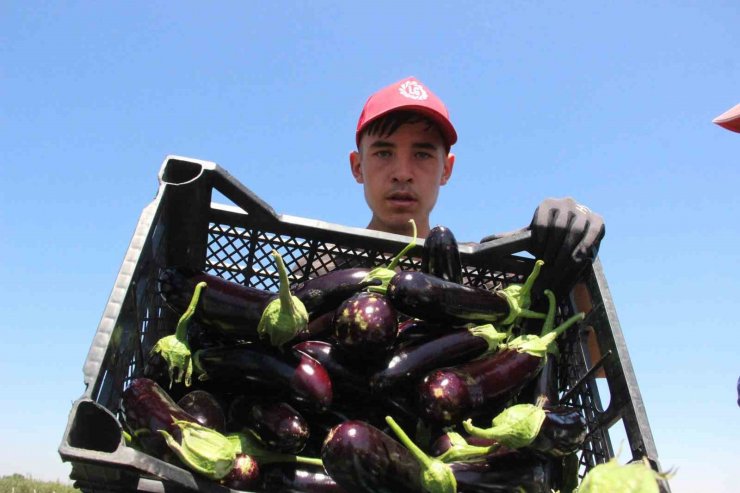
366, 218, 429, 238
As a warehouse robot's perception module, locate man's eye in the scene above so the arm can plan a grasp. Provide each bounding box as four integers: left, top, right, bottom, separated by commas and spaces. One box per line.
374, 150, 392, 158
415, 151, 433, 159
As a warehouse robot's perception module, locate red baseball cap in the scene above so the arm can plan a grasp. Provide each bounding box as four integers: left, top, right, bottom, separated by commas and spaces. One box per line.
356, 77, 457, 148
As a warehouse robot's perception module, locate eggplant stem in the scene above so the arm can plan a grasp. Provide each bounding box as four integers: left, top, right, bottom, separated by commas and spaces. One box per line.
387, 219, 418, 270
540, 312, 585, 349
273, 251, 294, 308
174, 281, 207, 340
385, 416, 457, 493
522, 259, 544, 293
385, 415, 432, 467
540, 290, 557, 337
227, 429, 323, 467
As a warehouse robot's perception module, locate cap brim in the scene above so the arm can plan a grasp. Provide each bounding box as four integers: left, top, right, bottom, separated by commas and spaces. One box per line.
713, 104, 740, 133
357, 104, 457, 148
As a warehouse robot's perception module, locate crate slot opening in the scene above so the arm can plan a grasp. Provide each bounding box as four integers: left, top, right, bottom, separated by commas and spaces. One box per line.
68, 400, 121, 453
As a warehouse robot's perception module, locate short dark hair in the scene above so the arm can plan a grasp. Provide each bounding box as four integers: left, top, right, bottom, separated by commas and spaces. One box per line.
359, 110, 450, 152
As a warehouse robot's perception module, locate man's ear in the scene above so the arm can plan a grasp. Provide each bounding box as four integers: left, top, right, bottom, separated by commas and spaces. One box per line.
349, 150, 364, 184
440, 153, 455, 185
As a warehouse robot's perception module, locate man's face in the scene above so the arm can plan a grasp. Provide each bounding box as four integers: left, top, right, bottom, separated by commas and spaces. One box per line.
350, 121, 455, 237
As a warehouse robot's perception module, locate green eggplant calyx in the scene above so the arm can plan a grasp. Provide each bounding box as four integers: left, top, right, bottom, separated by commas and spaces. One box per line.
150, 281, 207, 387
577, 456, 672, 493
258, 251, 308, 347
468, 324, 507, 353
226, 429, 323, 467
498, 260, 546, 325
385, 416, 457, 493
364, 219, 418, 294
434, 432, 500, 464
159, 420, 237, 480
463, 403, 547, 450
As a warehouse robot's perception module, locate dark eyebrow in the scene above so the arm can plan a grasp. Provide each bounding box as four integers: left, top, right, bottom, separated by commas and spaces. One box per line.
369, 140, 395, 149
368, 140, 439, 151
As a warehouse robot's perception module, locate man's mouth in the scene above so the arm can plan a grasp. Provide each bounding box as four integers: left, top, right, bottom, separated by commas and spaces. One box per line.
386, 191, 417, 207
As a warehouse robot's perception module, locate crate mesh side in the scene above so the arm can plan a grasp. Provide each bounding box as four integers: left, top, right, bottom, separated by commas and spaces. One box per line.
558, 313, 614, 479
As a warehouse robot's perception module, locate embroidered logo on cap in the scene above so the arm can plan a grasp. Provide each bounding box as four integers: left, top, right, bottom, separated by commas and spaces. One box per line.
398, 80, 428, 101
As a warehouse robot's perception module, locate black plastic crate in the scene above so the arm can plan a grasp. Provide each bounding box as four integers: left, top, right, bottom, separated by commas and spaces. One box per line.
59, 156, 669, 492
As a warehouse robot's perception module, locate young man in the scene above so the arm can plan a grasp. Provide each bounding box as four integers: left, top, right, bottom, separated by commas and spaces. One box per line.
350, 76, 605, 296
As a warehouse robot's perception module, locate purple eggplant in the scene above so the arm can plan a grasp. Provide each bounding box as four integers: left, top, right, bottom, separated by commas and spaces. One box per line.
176, 390, 226, 432
417, 292, 584, 425
259, 464, 349, 493
159, 251, 308, 347
394, 318, 449, 349
245, 401, 310, 454
387, 261, 547, 327
121, 378, 238, 480
292, 340, 371, 396
322, 416, 547, 493
370, 324, 506, 393
418, 348, 541, 425
321, 420, 447, 493
158, 267, 273, 337
121, 377, 198, 457
333, 291, 398, 363
194, 343, 333, 410
294, 310, 335, 342
529, 405, 587, 457
422, 225, 463, 284
450, 451, 549, 493
221, 453, 260, 491
387, 271, 509, 325
292, 267, 379, 319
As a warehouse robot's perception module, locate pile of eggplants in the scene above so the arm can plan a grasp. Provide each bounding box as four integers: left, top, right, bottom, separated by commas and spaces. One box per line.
120, 225, 590, 492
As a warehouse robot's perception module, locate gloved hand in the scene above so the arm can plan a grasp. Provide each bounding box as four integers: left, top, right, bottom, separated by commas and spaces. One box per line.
529, 197, 605, 299
530, 197, 605, 268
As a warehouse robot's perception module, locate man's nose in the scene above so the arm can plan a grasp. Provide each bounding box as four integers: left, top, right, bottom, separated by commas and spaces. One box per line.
391, 156, 414, 182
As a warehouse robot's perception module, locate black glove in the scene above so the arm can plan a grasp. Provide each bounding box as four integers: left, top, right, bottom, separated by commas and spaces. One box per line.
529, 197, 605, 298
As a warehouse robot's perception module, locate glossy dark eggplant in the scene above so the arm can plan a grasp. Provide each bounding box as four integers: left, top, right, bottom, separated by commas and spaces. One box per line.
294, 310, 335, 342
221, 453, 260, 491
121, 378, 237, 479
417, 305, 584, 425
333, 291, 398, 363
422, 225, 463, 284
176, 390, 226, 432
292, 267, 379, 319
417, 348, 544, 425
159, 267, 275, 338
121, 377, 199, 457
370, 324, 505, 393
528, 405, 587, 457
292, 340, 371, 396
322, 419, 547, 493
394, 318, 448, 349
321, 420, 425, 493
450, 450, 549, 493
194, 343, 333, 410
387, 271, 510, 325
259, 463, 349, 493
248, 401, 310, 454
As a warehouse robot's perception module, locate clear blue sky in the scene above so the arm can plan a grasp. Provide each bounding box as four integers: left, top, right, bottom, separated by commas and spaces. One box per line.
2, 2, 738, 491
